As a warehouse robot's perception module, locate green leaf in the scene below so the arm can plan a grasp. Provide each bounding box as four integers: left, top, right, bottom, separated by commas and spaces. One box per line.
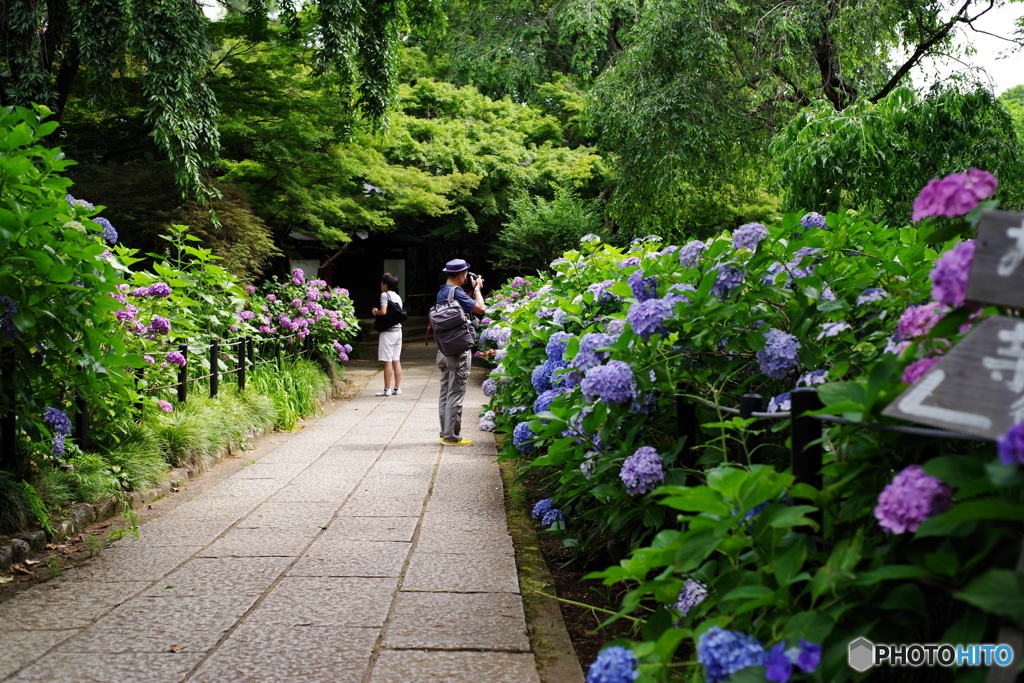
49, 264, 75, 282
956, 569, 1024, 627
855, 565, 936, 585
659, 487, 731, 516
12, 310, 35, 331
774, 539, 808, 587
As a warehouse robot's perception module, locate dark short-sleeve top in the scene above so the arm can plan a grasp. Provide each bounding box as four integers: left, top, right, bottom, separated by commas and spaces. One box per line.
437, 284, 476, 314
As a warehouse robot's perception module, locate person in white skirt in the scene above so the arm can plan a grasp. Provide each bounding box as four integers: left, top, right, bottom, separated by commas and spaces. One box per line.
371, 272, 403, 396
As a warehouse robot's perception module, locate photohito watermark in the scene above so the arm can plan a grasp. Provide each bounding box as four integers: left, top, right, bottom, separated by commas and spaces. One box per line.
848, 638, 1015, 672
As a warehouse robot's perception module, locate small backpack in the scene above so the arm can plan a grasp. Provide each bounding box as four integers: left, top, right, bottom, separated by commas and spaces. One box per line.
429, 286, 476, 357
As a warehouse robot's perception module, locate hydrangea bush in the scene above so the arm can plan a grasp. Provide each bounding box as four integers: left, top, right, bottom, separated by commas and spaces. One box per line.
484, 169, 1023, 681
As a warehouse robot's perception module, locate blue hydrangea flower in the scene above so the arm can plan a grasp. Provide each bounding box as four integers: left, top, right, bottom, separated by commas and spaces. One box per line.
665, 283, 695, 304
797, 369, 828, 386
586, 645, 639, 683
562, 407, 604, 450
820, 286, 836, 302
672, 579, 708, 623
580, 233, 601, 244
710, 265, 744, 299
698, 627, 767, 683
678, 240, 707, 269
757, 328, 800, 379
531, 362, 555, 393
619, 446, 664, 495
790, 639, 822, 673
546, 332, 574, 361
767, 392, 791, 413
618, 256, 641, 269
43, 407, 72, 436
91, 217, 118, 244
531, 498, 554, 520
0, 295, 20, 340
788, 247, 821, 279
534, 387, 569, 415
572, 332, 613, 373
626, 298, 674, 340
586, 279, 620, 304
763, 261, 792, 287
482, 378, 498, 396
856, 287, 888, 305
765, 643, 792, 683
605, 319, 626, 339
800, 212, 827, 229
581, 361, 636, 405
733, 222, 769, 250
513, 421, 536, 452
541, 508, 565, 527
478, 410, 496, 432
628, 270, 658, 302
816, 321, 851, 339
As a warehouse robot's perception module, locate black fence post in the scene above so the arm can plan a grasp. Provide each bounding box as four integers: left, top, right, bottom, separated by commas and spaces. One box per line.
210, 340, 220, 399
238, 337, 248, 391
738, 393, 763, 465
74, 393, 89, 451
0, 354, 15, 471
247, 336, 254, 367
791, 387, 824, 531
676, 385, 698, 481
177, 342, 188, 404
303, 334, 312, 359
133, 367, 144, 411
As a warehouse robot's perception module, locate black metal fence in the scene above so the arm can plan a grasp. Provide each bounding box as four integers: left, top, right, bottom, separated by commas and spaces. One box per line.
1, 333, 316, 468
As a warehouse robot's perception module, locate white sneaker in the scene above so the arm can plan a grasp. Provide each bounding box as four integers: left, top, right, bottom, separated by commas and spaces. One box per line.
375, 388, 391, 396
392, 388, 403, 396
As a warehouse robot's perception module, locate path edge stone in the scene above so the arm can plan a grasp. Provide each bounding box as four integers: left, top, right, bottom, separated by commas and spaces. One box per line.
499, 457, 586, 683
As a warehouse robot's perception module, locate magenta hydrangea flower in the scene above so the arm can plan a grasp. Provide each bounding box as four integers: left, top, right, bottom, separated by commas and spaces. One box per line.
157, 400, 174, 413
874, 465, 953, 534
167, 351, 187, 367
148, 316, 171, 335
147, 282, 172, 298
897, 302, 948, 339
998, 422, 1024, 466
930, 240, 975, 307
620, 446, 664, 495
912, 168, 998, 221
902, 357, 941, 384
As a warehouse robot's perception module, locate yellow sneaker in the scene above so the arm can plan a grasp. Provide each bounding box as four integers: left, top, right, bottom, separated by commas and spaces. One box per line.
441, 437, 474, 445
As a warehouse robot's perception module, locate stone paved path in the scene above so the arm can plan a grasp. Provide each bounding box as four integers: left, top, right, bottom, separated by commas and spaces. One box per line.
0, 343, 542, 683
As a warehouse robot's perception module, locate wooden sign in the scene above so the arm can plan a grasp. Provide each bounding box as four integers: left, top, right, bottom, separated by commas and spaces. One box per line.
883, 316, 1024, 440
965, 210, 1024, 309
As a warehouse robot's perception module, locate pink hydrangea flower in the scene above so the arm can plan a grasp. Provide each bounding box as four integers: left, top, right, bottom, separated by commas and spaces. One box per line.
874, 465, 953, 534
911, 168, 998, 221
157, 400, 174, 413
897, 302, 949, 339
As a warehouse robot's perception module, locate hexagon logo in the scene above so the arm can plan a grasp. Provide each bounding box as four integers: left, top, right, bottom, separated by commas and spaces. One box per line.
848, 637, 875, 672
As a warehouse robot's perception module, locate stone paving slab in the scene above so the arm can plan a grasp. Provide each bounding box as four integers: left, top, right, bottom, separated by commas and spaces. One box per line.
370, 650, 542, 683
0, 343, 546, 682
189, 625, 379, 683
383, 591, 531, 652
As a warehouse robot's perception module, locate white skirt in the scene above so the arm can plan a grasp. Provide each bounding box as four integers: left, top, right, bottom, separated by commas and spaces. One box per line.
378, 326, 403, 361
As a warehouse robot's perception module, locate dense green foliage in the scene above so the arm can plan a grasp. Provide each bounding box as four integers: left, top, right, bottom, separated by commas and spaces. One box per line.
480, 178, 1019, 679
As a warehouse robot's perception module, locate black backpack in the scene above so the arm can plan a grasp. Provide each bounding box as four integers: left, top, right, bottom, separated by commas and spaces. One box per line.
429, 286, 475, 356
373, 292, 408, 331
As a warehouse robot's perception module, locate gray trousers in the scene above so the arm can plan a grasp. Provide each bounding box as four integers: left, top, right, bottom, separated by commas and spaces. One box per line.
437, 350, 472, 440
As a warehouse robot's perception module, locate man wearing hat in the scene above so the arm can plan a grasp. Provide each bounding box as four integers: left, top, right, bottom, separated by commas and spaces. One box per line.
436, 258, 486, 445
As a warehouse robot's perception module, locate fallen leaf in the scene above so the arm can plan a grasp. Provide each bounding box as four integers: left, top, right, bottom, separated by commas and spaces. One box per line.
10, 565, 31, 575
169, 645, 186, 652
0, 577, 13, 583
24, 559, 40, 566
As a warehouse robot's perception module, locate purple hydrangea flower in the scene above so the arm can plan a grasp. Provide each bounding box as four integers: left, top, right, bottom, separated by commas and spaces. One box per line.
897, 302, 948, 339
797, 369, 828, 386
67, 195, 95, 211
43, 407, 72, 436
618, 256, 642, 269
546, 332, 574, 361
619, 446, 664, 495
800, 212, 827, 229
586, 646, 639, 683
732, 222, 768, 250
571, 332, 613, 372
91, 217, 118, 244
541, 508, 565, 527
816, 321, 851, 339
856, 288, 888, 305
902, 357, 941, 384
999, 422, 1024, 466
757, 328, 801, 379
698, 627, 767, 683
532, 498, 554, 520
0, 295, 19, 339
767, 392, 791, 413
912, 168, 998, 221
605, 319, 627, 339
874, 464, 954, 534
765, 643, 792, 683
763, 262, 791, 287
679, 240, 707, 269
788, 247, 821, 279
115, 305, 139, 322
291, 268, 306, 284
147, 282, 172, 298
482, 378, 498, 397
581, 361, 636, 405
930, 240, 975, 307
626, 297, 674, 340
672, 579, 708, 622
167, 351, 187, 367
513, 421, 536, 452
131, 286, 150, 298
148, 316, 171, 335
628, 270, 659, 302
665, 283, 695, 304
789, 639, 822, 673
710, 265, 744, 299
